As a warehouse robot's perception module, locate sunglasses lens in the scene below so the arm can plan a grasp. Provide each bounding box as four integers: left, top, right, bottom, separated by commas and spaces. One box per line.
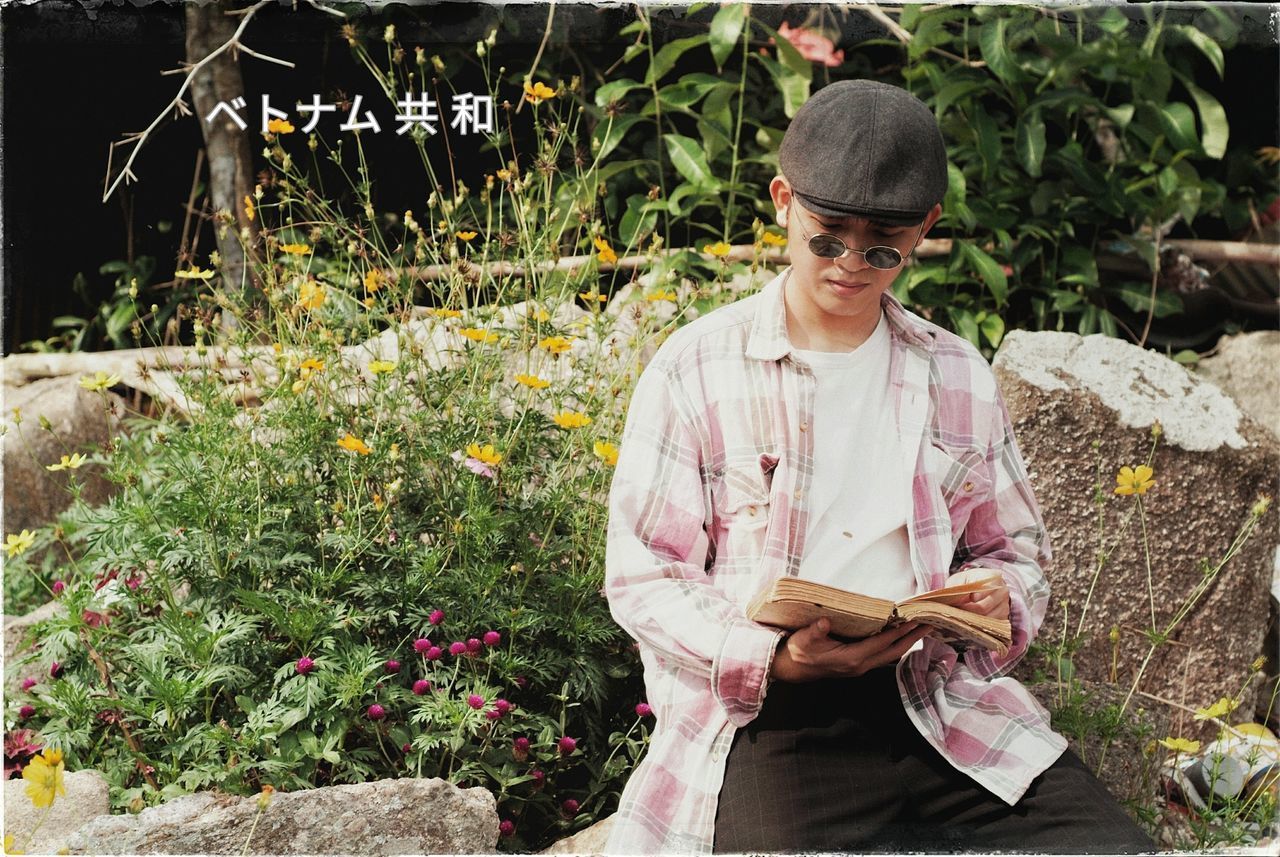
864, 247, 903, 270
808, 235, 847, 258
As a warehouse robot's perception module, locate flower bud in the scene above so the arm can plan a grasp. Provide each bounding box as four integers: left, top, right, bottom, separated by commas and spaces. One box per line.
367, 703, 386, 720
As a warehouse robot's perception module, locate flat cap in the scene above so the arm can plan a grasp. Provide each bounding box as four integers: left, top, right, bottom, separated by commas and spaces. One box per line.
779, 79, 948, 225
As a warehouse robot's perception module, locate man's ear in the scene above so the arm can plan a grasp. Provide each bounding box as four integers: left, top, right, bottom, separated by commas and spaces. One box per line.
918, 203, 943, 243
768, 176, 791, 228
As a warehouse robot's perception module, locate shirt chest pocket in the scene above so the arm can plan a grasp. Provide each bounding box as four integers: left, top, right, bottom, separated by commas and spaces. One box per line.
708, 452, 779, 547
926, 443, 991, 538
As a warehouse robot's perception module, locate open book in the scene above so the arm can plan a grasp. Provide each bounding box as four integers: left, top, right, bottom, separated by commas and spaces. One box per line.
746, 577, 1011, 655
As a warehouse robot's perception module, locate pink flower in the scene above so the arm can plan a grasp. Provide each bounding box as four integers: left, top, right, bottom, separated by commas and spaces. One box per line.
413, 679, 432, 695
514, 676, 529, 690
557, 736, 577, 756
19, 705, 35, 719
49, 662, 62, 679
413, 638, 432, 654
466, 638, 482, 654
385, 659, 401, 674
21, 677, 36, 691
449, 641, 467, 656
499, 819, 516, 837
367, 703, 386, 720
513, 736, 530, 761
561, 798, 581, 817
402, 742, 412, 754
635, 702, 653, 718
425, 646, 443, 661
494, 698, 512, 715
775, 22, 845, 68
467, 694, 485, 710
451, 449, 495, 479
296, 657, 315, 675
530, 768, 546, 790
125, 575, 142, 591
52, 580, 65, 596
485, 708, 502, 721
429, 609, 445, 625
483, 630, 501, 646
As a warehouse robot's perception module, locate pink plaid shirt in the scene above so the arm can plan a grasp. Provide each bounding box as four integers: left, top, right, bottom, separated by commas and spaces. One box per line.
604, 269, 1067, 854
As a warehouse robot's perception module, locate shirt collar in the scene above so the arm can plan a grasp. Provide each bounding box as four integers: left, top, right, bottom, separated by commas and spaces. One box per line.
746, 267, 936, 362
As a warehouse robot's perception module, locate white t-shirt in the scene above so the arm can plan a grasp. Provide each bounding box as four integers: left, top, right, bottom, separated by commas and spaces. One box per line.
793, 312, 915, 602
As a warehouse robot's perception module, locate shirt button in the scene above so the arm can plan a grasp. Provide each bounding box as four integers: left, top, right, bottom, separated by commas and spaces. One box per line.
793, 490, 803, 500
962, 481, 975, 492
842, 531, 853, 539
799, 421, 809, 432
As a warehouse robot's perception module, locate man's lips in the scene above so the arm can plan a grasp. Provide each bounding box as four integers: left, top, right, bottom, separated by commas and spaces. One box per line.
827, 278, 869, 290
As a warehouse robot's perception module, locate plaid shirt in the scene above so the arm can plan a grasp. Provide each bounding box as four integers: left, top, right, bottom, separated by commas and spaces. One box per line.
604, 270, 1067, 854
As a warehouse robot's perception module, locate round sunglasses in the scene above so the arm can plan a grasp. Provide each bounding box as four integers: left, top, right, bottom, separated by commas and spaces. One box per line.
792, 213, 924, 271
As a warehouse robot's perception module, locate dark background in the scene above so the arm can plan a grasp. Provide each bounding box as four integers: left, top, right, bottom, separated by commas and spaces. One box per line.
2, 1, 1277, 354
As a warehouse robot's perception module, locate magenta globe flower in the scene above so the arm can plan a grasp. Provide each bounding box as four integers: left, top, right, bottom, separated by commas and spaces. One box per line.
21, 677, 36, 691
466, 637, 482, 653
514, 675, 529, 690
483, 630, 501, 646
499, 819, 515, 838
448, 641, 467, 656
412, 679, 432, 696
296, 657, 315, 675
513, 736, 530, 761
561, 798, 581, 817
485, 709, 502, 721
401, 742, 412, 754
385, 659, 401, 674
367, 704, 386, 721
413, 638, 432, 654
494, 698, 512, 715
557, 736, 577, 756
52, 580, 66, 596
19, 705, 35, 719
467, 694, 485, 710
530, 769, 546, 789
425, 646, 443, 661
48, 662, 63, 679
429, 609, 445, 625
635, 702, 653, 718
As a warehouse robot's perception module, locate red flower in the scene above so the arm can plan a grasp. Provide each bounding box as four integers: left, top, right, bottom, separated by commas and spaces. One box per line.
18, 705, 35, 720
775, 22, 844, 67
467, 694, 485, 710
466, 638, 482, 654
449, 642, 467, 656
412, 679, 431, 695
425, 646, 443, 661
499, 819, 516, 837
561, 798, 581, 818
20, 678, 36, 692
513, 737, 530, 762
52, 580, 65, 596
483, 631, 501, 646
413, 638, 432, 654
635, 702, 653, 718
367, 704, 386, 721
429, 609, 445, 625
557, 736, 577, 756
296, 657, 315, 675
385, 659, 401, 674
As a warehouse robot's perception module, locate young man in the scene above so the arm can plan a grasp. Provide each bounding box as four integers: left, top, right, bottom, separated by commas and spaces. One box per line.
604, 80, 1153, 854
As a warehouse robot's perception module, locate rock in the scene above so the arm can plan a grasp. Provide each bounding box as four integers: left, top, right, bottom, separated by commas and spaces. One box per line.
1195, 331, 1280, 441
994, 331, 1278, 719
540, 816, 614, 854
64, 777, 498, 855
3, 601, 65, 696
3, 769, 110, 855
2, 376, 124, 535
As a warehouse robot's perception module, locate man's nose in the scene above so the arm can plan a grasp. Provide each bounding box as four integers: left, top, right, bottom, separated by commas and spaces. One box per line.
832, 247, 870, 274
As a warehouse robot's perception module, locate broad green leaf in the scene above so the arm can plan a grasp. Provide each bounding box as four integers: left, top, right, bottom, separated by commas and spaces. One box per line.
958, 241, 1009, 306
1096, 7, 1128, 35
971, 105, 1001, 181
1172, 24, 1225, 78
697, 119, 732, 164
754, 52, 810, 119
1157, 102, 1199, 153
709, 3, 747, 68
1061, 244, 1100, 286
592, 114, 646, 162
1105, 104, 1135, 130
1015, 110, 1046, 177
663, 133, 719, 189
1172, 349, 1199, 366
646, 35, 709, 84
980, 313, 1006, 349
1112, 281, 1183, 318
1177, 74, 1229, 159
593, 78, 644, 107
950, 307, 981, 347
620, 194, 660, 246
934, 79, 986, 116
978, 17, 1024, 85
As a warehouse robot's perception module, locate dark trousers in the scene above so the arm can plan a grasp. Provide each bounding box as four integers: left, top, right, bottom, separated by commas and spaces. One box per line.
713, 668, 1154, 854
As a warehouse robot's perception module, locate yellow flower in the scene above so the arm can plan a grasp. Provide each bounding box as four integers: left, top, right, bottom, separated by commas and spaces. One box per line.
299, 358, 325, 375
45, 453, 88, 472
496, 168, 512, 181
1252, 494, 1273, 518
78, 371, 121, 392
1193, 697, 1239, 721
552, 411, 592, 429
368, 360, 396, 375
22, 747, 66, 809
279, 243, 312, 256
523, 81, 557, 105
267, 118, 296, 134
175, 266, 215, 280
538, 336, 574, 354
455, 230, 478, 242
579, 291, 608, 304
5, 529, 36, 559
761, 231, 787, 247
593, 236, 618, 265
645, 290, 677, 302
702, 241, 732, 258
257, 784, 275, 811
1158, 736, 1201, 754
5, 832, 21, 854
466, 443, 503, 466
244, 195, 256, 223
593, 440, 619, 467
363, 270, 384, 292
459, 328, 499, 344
1114, 464, 1155, 496
337, 433, 372, 455
426, 308, 463, 319
298, 280, 326, 310
515, 373, 551, 390
527, 307, 551, 323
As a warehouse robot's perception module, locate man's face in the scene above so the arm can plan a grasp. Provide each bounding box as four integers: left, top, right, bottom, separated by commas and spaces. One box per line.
769, 176, 940, 338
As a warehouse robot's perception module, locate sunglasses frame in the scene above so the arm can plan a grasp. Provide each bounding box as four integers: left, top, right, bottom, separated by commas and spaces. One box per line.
791, 211, 924, 271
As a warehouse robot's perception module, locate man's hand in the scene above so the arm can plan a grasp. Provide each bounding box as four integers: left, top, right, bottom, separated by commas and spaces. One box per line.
946, 569, 1010, 620
770, 618, 932, 683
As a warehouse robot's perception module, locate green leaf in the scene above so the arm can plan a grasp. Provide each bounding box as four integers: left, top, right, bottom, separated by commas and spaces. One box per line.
593, 115, 645, 162
958, 241, 1009, 306
593, 78, 644, 108
1096, 7, 1128, 35
980, 313, 1006, 349
1015, 110, 1046, 178
753, 52, 810, 119
1105, 104, 1135, 130
1157, 102, 1199, 153
709, 3, 747, 68
620, 194, 659, 246
646, 35, 709, 84
1172, 349, 1200, 366
1177, 74, 1229, 159
971, 105, 1002, 181
663, 134, 719, 189
1112, 281, 1184, 318
950, 307, 981, 347
1172, 24, 1225, 78
978, 17, 1024, 85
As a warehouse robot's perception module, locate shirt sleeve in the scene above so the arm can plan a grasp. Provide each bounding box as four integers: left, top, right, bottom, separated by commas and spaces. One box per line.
956, 389, 1052, 679
604, 358, 782, 726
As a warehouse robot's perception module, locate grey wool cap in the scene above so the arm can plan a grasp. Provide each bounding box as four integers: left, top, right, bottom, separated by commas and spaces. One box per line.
778, 79, 948, 225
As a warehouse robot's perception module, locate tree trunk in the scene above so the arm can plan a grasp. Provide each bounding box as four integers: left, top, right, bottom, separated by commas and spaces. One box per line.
185, 1, 260, 332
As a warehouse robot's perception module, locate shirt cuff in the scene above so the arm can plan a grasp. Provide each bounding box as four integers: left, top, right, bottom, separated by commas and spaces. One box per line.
712, 617, 784, 727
